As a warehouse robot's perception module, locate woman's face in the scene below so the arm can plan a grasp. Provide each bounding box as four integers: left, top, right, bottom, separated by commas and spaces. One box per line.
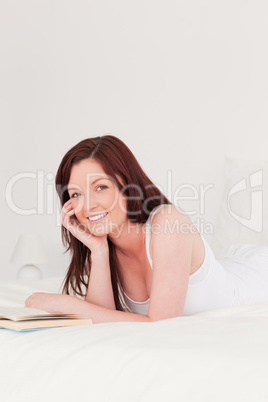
67, 158, 128, 236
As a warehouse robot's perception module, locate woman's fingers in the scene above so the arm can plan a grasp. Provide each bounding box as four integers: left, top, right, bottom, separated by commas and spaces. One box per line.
61, 200, 73, 216
66, 217, 93, 245
60, 201, 89, 237
66, 208, 75, 216
60, 202, 76, 229
60, 200, 99, 250
62, 200, 72, 213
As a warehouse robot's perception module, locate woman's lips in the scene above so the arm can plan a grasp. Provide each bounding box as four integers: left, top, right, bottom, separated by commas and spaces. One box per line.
88, 212, 108, 223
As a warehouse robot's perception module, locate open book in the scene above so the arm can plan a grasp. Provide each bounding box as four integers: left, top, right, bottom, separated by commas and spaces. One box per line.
0, 306, 92, 332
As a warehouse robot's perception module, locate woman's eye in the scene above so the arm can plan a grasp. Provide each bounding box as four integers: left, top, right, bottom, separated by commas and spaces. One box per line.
96, 185, 107, 192
70, 192, 82, 198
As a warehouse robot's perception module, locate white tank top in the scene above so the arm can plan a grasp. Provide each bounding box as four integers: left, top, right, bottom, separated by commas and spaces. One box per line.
122, 205, 268, 316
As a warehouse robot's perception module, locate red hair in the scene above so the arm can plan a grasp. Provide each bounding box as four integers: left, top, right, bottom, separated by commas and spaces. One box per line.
55, 135, 171, 310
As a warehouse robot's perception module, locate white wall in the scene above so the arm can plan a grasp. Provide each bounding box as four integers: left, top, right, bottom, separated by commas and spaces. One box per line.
1, 0, 267, 279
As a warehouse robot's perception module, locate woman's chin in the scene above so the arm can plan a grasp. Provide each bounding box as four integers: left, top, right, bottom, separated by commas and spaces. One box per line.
88, 220, 126, 238
87, 221, 112, 236
89, 226, 109, 236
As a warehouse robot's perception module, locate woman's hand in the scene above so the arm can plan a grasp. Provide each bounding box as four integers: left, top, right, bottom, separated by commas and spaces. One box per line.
25, 292, 92, 316
61, 200, 108, 254
25, 292, 58, 313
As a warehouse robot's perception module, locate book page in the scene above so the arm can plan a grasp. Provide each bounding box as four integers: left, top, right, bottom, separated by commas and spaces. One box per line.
0, 306, 90, 321
0, 306, 51, 320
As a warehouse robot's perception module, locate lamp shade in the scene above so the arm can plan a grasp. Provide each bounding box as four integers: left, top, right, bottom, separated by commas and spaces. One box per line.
10, 234, 49, 265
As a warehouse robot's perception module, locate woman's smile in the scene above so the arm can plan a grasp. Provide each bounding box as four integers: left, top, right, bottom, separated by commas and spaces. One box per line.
88, 212, 108, 223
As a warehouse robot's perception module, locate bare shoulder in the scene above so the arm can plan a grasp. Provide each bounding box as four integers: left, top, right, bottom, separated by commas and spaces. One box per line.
150, 204, 198, 236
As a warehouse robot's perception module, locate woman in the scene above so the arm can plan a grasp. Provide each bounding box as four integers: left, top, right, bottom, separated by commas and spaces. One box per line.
25, 135, 268, 323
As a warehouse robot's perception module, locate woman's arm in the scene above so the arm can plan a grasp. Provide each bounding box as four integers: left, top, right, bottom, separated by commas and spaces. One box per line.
61, 200, 116, 310
85, 248, 116, 310
147, 204, 196, 321
25, 293, 151, 323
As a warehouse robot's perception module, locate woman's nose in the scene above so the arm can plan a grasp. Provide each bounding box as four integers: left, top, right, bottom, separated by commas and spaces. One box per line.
82, 193, 98, 214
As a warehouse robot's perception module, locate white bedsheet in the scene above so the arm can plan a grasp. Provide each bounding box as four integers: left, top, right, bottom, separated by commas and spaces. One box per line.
1, 277, 268, 402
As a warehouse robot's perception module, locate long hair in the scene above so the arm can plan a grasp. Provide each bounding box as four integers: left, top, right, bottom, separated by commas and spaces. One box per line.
55, 135, 171, 311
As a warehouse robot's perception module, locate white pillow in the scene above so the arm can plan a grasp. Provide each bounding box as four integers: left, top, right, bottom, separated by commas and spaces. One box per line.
211, 156, 268, 253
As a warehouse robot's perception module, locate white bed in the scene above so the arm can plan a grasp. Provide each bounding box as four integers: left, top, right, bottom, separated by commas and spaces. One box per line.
1, 277, 268, 402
